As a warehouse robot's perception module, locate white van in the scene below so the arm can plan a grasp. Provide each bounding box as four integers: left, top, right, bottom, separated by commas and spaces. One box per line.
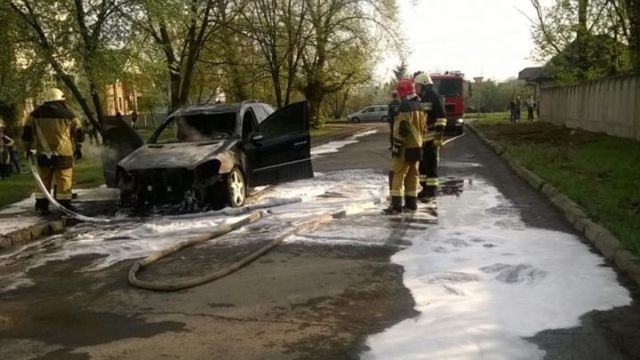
347, 105, 389, 123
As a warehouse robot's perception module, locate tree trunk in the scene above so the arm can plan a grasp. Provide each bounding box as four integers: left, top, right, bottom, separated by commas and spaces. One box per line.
169, 71, 182, 113
627, 0, 640, 72
577, 0, 589, 79
88, 81, 105, 127
304, 81, 324, 128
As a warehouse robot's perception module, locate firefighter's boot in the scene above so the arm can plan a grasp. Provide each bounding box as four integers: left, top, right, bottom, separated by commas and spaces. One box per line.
58, 200, 75, 211
404, 196, 418, 212
383, 196, 403, 215
419, 185, 437, 202
35, 199, 50, 216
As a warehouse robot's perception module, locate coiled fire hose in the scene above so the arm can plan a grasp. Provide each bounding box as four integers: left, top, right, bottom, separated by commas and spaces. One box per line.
128, 210, 345, 291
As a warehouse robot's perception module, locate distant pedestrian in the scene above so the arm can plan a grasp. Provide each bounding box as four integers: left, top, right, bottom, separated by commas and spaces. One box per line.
131, 110, 138, 129
509, 97, 517, 123
387, 91, 401, 149
527, 97, 535, 121
0, 118, 15, 179
515, 96, 522, 122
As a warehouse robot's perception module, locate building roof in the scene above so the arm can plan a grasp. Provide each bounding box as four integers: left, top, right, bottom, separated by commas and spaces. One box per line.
518, 67, 552, 82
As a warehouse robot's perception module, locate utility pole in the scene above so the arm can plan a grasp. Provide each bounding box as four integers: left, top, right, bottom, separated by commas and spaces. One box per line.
473, 76, 483, 120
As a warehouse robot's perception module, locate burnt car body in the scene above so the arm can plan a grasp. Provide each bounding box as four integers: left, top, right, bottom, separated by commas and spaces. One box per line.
108, 100, 313, 209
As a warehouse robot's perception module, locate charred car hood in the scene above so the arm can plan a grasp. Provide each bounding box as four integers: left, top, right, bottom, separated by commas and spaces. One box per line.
118, 140, 236, 171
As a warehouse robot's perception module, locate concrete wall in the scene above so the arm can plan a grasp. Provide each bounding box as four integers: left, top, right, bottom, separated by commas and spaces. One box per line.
539, 75, 640, 140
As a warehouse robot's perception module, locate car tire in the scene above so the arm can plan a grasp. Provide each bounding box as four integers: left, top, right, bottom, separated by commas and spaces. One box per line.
381, 116, 389, 123
223, 167, 246, 208
352, 117, 360, 123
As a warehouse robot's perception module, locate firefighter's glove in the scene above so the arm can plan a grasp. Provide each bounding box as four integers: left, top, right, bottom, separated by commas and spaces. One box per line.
399, 121, 411, 137
433, 138, 443, 148
74, 149, 83, 161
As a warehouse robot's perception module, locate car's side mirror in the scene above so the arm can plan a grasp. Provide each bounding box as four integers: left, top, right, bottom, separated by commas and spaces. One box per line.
250, 133, 264, 144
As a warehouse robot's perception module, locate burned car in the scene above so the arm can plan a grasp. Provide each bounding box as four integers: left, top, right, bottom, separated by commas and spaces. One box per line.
108, 100, 313, 209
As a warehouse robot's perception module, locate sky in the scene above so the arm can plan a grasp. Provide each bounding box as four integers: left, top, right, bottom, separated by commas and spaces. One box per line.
376, 0, 551, 82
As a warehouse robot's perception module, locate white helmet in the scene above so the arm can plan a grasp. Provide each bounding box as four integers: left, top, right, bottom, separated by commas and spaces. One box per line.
44, 88, 65, 102
414, 72, 433, 85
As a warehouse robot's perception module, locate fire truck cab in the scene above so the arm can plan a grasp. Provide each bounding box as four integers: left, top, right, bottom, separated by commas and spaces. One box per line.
431, 71, 469, 135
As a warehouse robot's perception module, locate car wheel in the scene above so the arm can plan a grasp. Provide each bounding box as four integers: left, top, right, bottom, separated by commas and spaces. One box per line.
352, 117, 360, 123
381, 116, 389, 123
225, 167, 246, 207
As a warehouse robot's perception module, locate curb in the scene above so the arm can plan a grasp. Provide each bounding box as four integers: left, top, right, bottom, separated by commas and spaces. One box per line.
0, 219, 68, 251
0, 125, 377, 252
466, 122, 640, 287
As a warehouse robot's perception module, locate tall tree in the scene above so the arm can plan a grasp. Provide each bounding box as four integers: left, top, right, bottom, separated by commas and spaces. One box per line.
9, 0, 133, 131
134, 0, 245, 112
529, 0, 636, 80
239, 0, 308, 108
393, 61, 408, 81
300, 0, 399, 126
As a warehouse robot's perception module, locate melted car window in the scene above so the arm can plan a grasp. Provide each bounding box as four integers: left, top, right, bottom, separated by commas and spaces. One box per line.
161, 113, 235, 143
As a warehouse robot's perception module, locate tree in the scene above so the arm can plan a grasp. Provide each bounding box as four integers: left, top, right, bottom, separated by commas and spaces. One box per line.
134, 0, 246, 112
9, 0, 134, 132
529, 0, 637, 80
239, 0, 308, 108
393, 61, 408, 81
0, 3, 48, 128
299, 0, 400, 126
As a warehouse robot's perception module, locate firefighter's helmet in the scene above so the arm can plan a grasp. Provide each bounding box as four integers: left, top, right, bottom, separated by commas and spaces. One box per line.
414, 72, 433, 85
44, 88, 65, 103
395, 79, 415, 98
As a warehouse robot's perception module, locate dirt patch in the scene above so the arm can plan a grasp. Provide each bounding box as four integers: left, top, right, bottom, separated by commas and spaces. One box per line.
477, 122, 602, 146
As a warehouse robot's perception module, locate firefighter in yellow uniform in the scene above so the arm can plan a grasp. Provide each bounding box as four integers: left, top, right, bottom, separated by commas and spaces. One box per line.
22, 88, 84, 215
414, 72, 447, 201
384, 79, 426, 215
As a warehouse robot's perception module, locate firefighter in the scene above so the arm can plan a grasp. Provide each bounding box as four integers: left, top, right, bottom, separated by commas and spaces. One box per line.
384, 79, 426, 215
413, 72, 447, 201
22, 88, 84, 214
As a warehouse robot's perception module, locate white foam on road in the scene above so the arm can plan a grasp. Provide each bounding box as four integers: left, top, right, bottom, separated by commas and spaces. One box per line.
363, 180, 631, 360
311, 129, 378, 158
0, 170, 390, 291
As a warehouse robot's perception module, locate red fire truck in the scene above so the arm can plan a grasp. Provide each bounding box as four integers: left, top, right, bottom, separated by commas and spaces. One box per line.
431, 71, 469, 135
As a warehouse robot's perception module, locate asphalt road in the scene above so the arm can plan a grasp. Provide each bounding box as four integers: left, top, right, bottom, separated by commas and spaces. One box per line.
439, 129, 640, 360
1, 123, 639, 360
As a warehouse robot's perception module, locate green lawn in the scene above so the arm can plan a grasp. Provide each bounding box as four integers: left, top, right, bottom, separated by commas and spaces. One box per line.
0, 157, 104, 208
475, 121, 640, 255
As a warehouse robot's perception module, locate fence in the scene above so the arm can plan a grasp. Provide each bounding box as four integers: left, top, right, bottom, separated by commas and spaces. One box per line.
539, 74, 640, 140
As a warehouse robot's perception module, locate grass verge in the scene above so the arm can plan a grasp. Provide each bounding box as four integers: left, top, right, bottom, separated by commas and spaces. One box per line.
474, 120, 640, 255
0, 155, 105, 209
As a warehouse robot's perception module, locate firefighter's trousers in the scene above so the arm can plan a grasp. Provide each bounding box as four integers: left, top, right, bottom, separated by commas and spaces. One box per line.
35, 163, 74, 201
419, 140, 439, 196
390, 158, 420, 198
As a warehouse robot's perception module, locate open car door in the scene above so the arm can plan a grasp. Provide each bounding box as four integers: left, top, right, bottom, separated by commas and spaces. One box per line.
101, 116, 144, 187
245, 101, 313, 187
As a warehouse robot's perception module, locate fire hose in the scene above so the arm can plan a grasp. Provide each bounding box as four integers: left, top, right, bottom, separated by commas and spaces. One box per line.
128, 210, 345, 291
28, 158, 115, 224
28, 156, 304, 224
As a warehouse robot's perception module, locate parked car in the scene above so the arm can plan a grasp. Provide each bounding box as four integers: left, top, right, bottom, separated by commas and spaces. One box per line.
108, 100, 313, 210
347, 105, 389, 123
